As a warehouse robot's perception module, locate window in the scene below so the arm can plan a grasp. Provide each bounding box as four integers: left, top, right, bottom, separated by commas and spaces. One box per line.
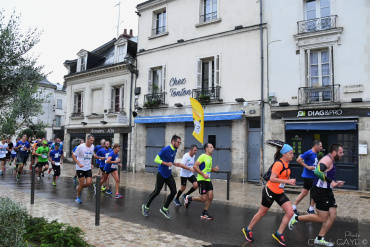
306, 0, 331, 31
73, 92, 83, 113
197, 55, 219, 90
55, 116, 61, 127
79, 56, 86, 71
117, 45, 126, 63
201, 0, 218, 22
110, 86, 124, 113
153, 10, 166, 35
56, 99, 62, 109
148, 66, 166, 94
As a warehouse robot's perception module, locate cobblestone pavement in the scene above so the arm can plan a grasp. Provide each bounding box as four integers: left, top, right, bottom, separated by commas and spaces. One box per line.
1, 161, 370, 247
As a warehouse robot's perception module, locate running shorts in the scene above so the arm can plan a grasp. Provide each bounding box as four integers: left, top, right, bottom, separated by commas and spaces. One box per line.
104, 169, 117, 175
303, 177, 314, 190
76, 169, 92, 178
311, 186, 337, 211
36, 162, 48, 167
181, 175, 197, 186
198, 180, 213, 195
262, 186, 290, 208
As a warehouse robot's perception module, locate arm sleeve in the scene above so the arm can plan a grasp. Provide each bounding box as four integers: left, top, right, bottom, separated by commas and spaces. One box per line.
314, 163, 332, 183
154, 155, 163, 165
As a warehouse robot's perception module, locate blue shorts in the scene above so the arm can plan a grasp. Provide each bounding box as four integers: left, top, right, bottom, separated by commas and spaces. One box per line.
11, 154, 16, 159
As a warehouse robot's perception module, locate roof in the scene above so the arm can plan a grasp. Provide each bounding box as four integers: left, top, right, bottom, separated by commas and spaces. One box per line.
137, 0, 156, 8
38, 78, 57, 89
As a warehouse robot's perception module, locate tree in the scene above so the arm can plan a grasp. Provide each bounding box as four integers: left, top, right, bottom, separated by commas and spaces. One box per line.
35, 130, 46, 139
0, 10, 48, 139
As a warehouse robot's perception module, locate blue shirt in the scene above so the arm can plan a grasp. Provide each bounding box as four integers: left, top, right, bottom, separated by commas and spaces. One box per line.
300, 149, 318, 178
104, 151, 119, 172
96, 148, 113, 168
157, 145, 177, 178
16, 141, 30, 155
49, 149, 63, 162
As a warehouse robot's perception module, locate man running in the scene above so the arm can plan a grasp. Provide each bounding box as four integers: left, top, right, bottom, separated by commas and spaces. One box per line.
72, 139, 84, 184
14, 134, 30, 180
49, 143, 63, 186
142, 135, 182, 219
292, 140, 322, 215
30, 139, 41, 170
184, 143, 219, 220
72, 135, 95, 203
5, 137, 13, 168
0, 139, 8, 175
173, 144, 198, 206
95, 141, 112, 194
35, 140, 50, 179
92, 139, 106, 184
289, 144, 345, 247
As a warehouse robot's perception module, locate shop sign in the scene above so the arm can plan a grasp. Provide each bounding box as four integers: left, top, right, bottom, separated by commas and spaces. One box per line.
117, 114, 127, 124
91, 128, 115, 134
297, 109, 343, 118
169, 77, 192, 97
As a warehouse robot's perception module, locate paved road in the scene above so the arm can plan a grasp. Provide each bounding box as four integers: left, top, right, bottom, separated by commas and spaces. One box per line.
1, 171, 369, 247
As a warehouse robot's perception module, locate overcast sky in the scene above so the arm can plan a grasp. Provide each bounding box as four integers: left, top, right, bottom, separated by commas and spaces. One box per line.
2, 0, 143, 84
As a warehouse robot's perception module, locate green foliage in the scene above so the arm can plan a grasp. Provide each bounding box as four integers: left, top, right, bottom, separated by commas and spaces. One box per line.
22, 128, 34, 139
0, 10, 49, 139
24, 216, 92, 247
35, 130, 46, 139
0, 197, 28, 247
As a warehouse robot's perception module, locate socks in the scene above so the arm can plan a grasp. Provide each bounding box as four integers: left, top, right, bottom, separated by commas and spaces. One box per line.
295, 215, 299, 221
317, 236, 323, 240
203, 210, 207, 215
292, 205, 297, 210
309, 206, 314, 211
186, 187, 196, 195
276, 231, 282, 237
176, 190, 183, 200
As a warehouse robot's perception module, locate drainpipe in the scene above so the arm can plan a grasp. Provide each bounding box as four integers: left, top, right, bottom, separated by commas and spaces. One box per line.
259, 0, 265, 181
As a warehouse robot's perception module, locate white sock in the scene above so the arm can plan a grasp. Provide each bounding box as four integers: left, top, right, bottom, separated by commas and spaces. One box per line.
309, 206, 314, 211
292, 205, 297, 210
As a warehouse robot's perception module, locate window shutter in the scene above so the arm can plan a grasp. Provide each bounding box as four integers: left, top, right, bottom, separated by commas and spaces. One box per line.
162, 65, 166, 92
329, 46, 333, 84
214, 55, 220, 87
197, 59, 202, 89
81, 92, 84, 113
120, 86, 124, 109
73, 94, 77, 113
306, 49, 311, 87
148, 69, 153, 93
110, 88, 114, 109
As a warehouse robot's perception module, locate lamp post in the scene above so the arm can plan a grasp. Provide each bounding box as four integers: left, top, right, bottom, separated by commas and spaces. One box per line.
124, 54, 138, 173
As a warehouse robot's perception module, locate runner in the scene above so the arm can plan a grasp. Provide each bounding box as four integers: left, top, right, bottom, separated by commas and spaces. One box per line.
30, 139, 41, 170
0, 139, 8, 175
72, 135, 95, 203
5, 137, 13, 168
292, 140, 322, 215
35, 140, 50, 179
96, 144, 123, 199
72, 139, 84, 184
173, 144, 198, 206
184, 143, 219, 220
10, 137, 19, 167
14, 134, 31, 180
92, 139, 106, 183
288, 144, 345, 247
142, 135, 182, 219
241, 144, 296, 246
49, 142, 64, 186
94, 141, 112, 194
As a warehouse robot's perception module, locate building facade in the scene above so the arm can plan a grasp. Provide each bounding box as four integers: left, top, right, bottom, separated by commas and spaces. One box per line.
53, 83, 67, 141
63, 30, 137, 170
134, 0, 266, 181
265, 0, 370, 190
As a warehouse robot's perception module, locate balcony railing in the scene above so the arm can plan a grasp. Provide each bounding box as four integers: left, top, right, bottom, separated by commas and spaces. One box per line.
71, 112, 84, 118
144, 92, 166, 108
298, 85, 340, 105
192, 86, 221, 104
297, 15, 337, 34
200, 11, 218, 23
107, 108, 126, 115
152, 26, 166, 36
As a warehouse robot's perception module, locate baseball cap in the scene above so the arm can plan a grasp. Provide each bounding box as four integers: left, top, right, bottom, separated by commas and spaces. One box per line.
42, 140, 48, 144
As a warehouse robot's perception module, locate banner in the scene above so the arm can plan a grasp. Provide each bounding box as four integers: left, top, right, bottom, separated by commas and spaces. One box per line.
190, 97, 204, 145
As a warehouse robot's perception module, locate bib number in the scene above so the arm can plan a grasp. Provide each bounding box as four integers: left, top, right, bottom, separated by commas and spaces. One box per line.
279, 183, 285, 189
111, 164, 116, 169
207, 172, 211, 179
55, 162, 60, 166
84, 153, 92, 161
42, 154, 47, 159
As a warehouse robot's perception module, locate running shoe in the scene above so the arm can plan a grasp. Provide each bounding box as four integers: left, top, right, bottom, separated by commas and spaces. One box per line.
115, 193, 123, 199
173, 198, 182, 206
160, 207, 171, 219
16, 173, 20, 180
142, 204, 149, 217
306, 208, 315, 214
184, 195, 192, 209
101, 185, 107, 192
288, 214, 298, 230
0, 170, 3, 175
242, 228, 254, 242
29, 165, 32, 170
105, 189, 112, 195
314, 237, 334, 246
36, 168, 38, 172
75, 197, 82, 203
52, 181, 56, 186
41, 172, 44, 177
293, 209, 299, 215
201, 213, 213, 220
272, 233, 287, 246
73, 176, 77, 183
48, 168, 51, 174
37, 176, 41, 180
182, 194, 187, 203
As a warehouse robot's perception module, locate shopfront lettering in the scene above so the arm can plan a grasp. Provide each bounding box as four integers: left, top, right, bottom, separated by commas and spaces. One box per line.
90, 128, 115, 134
169, 77, 186, 86
168, 77, 192, 97
297, 109, 343, 118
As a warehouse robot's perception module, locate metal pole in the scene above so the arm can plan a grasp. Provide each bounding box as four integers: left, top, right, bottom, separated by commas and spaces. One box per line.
227, 171, 230, 201
31, 165, 35, 204
95, 175, 101, 226
164, 183, 167, 191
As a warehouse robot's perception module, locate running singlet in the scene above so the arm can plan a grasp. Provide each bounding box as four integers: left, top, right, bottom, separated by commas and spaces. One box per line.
266, 160, 291, 194
96, 148, 113, 168
197, 154, 213, 182
16, 141, 30, 155
36, 146, 50, 162
74, 143, 94, 171
314, 155, 336, 189
180, 153, 195, 178
104, 151, 119, 172
0, 143, 8, 158
300, 150, 318, 178
49, 149, 63, 165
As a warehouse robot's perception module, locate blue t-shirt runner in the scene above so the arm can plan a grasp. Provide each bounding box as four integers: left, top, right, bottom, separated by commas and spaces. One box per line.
300, 150, 318, 178
104, 151, 119, 172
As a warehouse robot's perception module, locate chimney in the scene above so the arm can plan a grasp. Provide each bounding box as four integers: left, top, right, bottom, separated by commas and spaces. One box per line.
129, 29, 133, 36
119, 28, 132, 39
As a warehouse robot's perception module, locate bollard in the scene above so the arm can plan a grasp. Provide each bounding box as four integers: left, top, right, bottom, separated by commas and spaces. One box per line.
164, 183, 167, 191
227, 171, 230, 201
95, 175, 101, 226
31, 165, 35, 204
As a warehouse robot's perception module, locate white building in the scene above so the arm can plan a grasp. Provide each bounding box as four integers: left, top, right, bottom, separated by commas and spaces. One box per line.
265, 0, 370, 190
63, 30, 138, 170
53, 83, 67, 140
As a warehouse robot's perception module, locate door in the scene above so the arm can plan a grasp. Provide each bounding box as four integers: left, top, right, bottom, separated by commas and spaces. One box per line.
145, 125, 165, 173
247, 132, 261, 182
121, 133, 128, 171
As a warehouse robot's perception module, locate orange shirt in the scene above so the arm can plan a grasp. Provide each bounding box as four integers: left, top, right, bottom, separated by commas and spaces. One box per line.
267, 160, 291, 194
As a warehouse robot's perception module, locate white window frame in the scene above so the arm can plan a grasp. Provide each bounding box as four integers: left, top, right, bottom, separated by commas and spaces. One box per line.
196, 55, 220, 90
77, 50, 88, 72
148, 65, 166, 94
153, 8, 167, 36
56, 99, 62, 109
73, 92, 84, 113
200, 0, 219, 23
55, 116, 61, 127
305, 0, 330, 20
110, 86, 124, 112
114, 39, 127, 63
306, 47, 332, 88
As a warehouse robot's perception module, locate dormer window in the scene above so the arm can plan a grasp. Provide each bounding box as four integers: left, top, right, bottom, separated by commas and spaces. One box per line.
114, 39, 127, 63
77, 50, 88, 72
80, 55, 86, 71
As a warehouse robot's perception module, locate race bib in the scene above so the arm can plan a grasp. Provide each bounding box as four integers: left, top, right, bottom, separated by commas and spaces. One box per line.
207, 172, 211, 179
279, 183, 285, 189
111, 164, 116, 169
105, 153, 109, 158
42, 154, 47, 159
21, 146, 25, 151
83, 153, 92, 161
55, 162, 60, 166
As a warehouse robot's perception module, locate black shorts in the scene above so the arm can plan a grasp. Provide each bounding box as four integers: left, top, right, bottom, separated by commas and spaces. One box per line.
0, 157, 6, 162
198, 180, 213, 195
311, 186, 337, 211
99, 167, 105, 173
262, 186, 290, 208
181, 175, 197, 186
16, 153, 28, 164
37, 162, 48, 167
76, 170, 92, 178
32, 155, 36, 160
104, 169, 117, 175
303, 177, 314, 190
6, 153, 11, 160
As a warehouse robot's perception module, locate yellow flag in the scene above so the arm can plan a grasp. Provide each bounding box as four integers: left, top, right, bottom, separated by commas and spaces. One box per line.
190, 97, 204, 145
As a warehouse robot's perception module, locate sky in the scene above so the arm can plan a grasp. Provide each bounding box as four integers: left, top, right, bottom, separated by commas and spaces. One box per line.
2, 0, 143, 84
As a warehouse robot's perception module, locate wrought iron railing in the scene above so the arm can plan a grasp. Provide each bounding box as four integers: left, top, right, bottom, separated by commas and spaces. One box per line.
71, 112, 84, 118
298, 85, 340, 105
107, 108, 126, 115
144, 93, 166, 108
200, 11, 218, 23
297, 15, 337, 34
192, 87, 221, 103
152, 26, 166, 36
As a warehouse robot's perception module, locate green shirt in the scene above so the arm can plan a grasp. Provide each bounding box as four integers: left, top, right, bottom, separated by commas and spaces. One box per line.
36, 146, 49, 162
197, 153, 212, 182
